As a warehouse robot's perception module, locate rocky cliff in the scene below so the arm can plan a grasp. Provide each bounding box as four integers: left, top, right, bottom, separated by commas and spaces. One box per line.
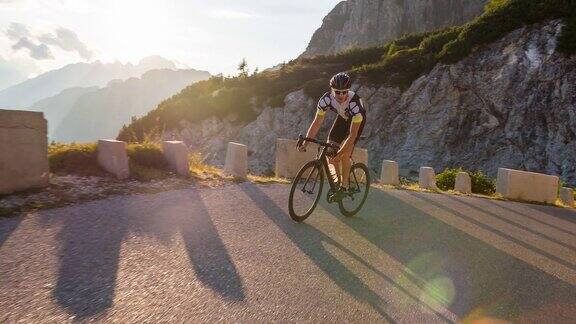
302, 0, 487, 57
166, 20, 576, 185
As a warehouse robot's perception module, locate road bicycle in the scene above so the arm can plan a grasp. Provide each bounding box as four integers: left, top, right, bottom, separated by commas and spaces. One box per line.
288, 135, 370, 222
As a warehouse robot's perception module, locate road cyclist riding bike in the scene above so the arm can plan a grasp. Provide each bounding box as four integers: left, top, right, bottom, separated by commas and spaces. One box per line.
288, 72, 370, 222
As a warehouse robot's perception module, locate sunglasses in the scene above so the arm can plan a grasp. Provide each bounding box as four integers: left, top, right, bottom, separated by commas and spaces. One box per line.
332, 89, 349, 96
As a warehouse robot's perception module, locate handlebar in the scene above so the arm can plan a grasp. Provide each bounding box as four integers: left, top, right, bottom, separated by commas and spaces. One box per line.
296, 135, 340, 151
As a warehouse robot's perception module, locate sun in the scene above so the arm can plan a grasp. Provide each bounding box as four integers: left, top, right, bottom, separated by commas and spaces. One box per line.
102, 0, 174, 63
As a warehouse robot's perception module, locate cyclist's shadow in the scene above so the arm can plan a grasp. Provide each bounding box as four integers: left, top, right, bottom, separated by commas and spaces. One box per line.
239, 183, 394, 322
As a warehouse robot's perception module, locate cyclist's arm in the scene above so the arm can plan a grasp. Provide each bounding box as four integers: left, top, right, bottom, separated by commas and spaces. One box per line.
339, 117, 362, 154
305, 109, 325, 139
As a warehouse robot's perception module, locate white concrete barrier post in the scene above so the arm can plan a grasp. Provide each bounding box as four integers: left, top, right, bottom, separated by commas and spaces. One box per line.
380, 160, 399, 185
419, 167, 437, 190
97, 139, 130, 180
224, 142, 248, 178
455, 172, 472, 194
162, 141, 190, 177
560, 187, 574, 207
496, 168, 559, 204
0, 109, 49, 194
351, 148, 369, 183
275, 138, 368, 179
275, 138, 319, 178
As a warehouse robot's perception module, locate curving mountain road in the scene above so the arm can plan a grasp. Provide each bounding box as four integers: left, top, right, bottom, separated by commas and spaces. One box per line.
1, 183, 575, 323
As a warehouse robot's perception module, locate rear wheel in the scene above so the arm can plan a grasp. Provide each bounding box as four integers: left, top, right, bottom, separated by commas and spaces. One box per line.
338, 163, 370, 217
288, 161, 324, 222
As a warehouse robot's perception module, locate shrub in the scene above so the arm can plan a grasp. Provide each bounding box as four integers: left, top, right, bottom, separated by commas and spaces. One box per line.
48, 142, 104, 176
303, 78, 328, 98
558, 12, 576, 55
436, 168, 463, 191
469, 170, 496, 195
128, 161, 170, 182
436, 168, 496, 195
126, 142, 167, 169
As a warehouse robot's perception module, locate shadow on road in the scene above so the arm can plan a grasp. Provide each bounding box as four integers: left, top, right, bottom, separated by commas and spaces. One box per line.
180, 187, 246, 302
40, 186, 245, 319
333, 187, 576, 322
239, 182, 396, 322
0, 216, 23, 248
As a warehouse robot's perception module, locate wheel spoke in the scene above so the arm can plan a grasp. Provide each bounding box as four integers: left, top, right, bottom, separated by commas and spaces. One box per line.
339, 163, 370, 217
289, 161, 324, 222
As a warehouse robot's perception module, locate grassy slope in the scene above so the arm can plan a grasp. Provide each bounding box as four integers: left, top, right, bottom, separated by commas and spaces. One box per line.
118, 0, 576, 142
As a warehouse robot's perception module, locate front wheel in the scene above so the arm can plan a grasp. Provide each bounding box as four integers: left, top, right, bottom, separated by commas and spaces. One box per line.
288, 161, 324, 222
338, 163, 370, 217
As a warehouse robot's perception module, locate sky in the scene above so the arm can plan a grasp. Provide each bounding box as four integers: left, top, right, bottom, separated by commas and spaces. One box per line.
0, 0, 341, 88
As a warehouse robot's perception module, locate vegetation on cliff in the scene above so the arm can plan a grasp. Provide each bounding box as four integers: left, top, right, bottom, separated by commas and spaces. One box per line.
119, 0, 576, 142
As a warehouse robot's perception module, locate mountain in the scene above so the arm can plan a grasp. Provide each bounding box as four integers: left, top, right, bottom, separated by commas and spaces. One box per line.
301, 0, 488, 57
0, 55, 177, 109
0, 56, 27, 92
31, 86, 99, 139
51, 68, 210, 143
119, 0, 576, 184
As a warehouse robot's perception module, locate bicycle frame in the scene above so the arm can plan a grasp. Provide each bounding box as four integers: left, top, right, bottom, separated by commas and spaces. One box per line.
297, 136, 358, 196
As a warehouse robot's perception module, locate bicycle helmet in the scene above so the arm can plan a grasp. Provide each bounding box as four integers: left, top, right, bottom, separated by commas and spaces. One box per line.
329, 72, 351, 90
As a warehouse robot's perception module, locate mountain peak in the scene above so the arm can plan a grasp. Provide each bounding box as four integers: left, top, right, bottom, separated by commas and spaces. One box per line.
137, 56, 177, 70
301, 0, 488, 57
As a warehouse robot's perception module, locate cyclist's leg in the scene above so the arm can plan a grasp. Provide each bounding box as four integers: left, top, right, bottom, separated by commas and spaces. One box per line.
341, 150, 352, 188
341, 115, 366, 190
327, 116, 348, 185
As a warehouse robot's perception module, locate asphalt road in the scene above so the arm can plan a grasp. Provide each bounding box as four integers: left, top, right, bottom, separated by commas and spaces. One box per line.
1, 183, 575, 323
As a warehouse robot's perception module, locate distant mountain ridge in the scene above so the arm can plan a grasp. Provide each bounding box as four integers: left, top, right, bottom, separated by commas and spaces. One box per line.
301, 0, 488, 57
44, 68, 211, 143
0, 55, 177, 109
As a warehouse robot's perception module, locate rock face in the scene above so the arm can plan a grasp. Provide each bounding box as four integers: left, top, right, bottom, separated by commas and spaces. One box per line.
169, 20, 576, 185
367, 20, 576, 184
301, 0, 487, 57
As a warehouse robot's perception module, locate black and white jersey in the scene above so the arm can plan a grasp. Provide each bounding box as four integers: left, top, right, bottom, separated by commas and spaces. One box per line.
316, 91, 365, 122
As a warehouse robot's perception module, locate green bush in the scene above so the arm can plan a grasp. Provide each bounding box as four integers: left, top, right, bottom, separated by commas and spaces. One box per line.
436, 168, 496, 195
470, 170, 496, 196
126, 142, 167, 169
436, 168, 462, 191
48, 142, 104, 176
303, 78, 329, 98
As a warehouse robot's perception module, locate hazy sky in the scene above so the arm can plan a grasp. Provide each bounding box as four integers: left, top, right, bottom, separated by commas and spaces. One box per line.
0, 0, 341, 83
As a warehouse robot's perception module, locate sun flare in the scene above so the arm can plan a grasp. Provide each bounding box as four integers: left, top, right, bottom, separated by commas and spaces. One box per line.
102, 0, 173, 62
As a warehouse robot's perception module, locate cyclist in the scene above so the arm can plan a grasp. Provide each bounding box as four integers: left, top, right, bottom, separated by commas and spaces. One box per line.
297, 72, 366, 201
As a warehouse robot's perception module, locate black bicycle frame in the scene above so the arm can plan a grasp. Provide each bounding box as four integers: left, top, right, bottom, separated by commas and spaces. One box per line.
298, 136, 343, 193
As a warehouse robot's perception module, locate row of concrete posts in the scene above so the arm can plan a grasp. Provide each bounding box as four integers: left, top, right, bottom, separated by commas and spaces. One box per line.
95, 140, 191, 180
379, 160, 574, 207
0, 109, 573, 208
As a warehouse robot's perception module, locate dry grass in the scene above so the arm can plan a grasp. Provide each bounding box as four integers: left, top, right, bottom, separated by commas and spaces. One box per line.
373, 181, 575, 209
247, 174, 290, 185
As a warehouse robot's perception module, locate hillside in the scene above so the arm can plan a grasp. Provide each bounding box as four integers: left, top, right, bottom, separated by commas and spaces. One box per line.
31, 86, 99, 139
120, 0, 575, 142
301, 0, 488, 58
49, 68, 210, 143
118, 0, 576, 183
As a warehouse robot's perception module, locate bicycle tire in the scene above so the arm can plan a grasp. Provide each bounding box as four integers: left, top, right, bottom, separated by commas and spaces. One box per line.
288, 161, 324, 222
338, 162, 370, 217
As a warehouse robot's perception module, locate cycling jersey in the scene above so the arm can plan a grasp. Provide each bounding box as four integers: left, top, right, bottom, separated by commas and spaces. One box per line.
315, 90, 367, 146
316, 91, 365, 123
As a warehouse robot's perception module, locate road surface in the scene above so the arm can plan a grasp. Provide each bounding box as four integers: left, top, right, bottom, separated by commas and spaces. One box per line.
1, 183, 575, 322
